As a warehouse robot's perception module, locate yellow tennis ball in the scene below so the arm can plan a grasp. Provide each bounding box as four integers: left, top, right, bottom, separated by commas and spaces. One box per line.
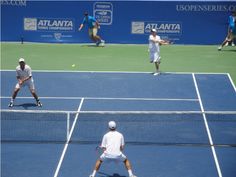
72, 64, 75, 67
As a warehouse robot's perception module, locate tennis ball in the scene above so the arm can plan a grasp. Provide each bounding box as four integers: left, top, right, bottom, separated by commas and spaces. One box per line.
72, 64, 75, 67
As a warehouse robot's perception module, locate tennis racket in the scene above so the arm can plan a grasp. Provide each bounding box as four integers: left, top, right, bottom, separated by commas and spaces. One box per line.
165, 39, 174, 44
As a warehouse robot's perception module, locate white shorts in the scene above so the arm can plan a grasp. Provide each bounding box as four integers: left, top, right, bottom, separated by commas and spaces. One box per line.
149, 52, 161, 63
100, 153, 127, 162
15, 80, 35, 90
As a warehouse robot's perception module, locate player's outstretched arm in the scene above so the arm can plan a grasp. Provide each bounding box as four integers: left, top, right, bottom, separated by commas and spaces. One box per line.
78, 24, 84, 31
160, 40, 173, 45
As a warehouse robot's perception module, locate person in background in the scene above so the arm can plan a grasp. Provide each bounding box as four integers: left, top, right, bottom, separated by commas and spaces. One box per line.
148, 28, 170, 75
8, 58, 42, 107
79, 12, 105, 46
89, 121, 137, 177
218, 11, 236, 51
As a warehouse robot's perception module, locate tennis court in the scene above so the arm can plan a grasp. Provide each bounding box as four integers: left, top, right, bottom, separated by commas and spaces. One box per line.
1, 71, 236, 177
2, 1, 236, 176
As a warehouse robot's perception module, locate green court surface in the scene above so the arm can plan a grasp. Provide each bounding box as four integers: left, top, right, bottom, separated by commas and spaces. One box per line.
1, 42, 236, 83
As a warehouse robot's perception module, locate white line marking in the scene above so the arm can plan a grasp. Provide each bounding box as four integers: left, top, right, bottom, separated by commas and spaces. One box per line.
192, 73, 222, 177
0, 69, 230, 75
53, 98, 84, 177
1, 109, 236, 115
0, 96, 198, 101
227, 73, 236, 93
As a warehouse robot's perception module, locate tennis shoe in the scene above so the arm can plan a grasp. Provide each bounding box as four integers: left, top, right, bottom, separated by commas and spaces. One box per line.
89, 175, 94, 177
129, 175, 137, 177
8, 101, 14, 107
36, 100, 42, 107
153, 72, 160, 76
100, 40, 105, 47
96, 41, 100, 46
218, 46, 222, 51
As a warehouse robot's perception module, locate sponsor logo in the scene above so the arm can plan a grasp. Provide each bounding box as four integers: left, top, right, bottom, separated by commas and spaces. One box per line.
54, 33, 62, 40
93, 2, 113, 25
37, 19, 74, 31
131, 22, 144, 34
132, 21, 182, 35
97, 11, 108, 16
24, 18, 37, 31
1, 0, 26, 6
145, 22, 182, 34
176, 4, 236, 12
24, 18, 74, 32
40, 33, 73, 40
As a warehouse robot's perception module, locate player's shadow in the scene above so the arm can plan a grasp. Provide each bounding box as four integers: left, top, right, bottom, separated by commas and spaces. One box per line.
81, 44, 97, 47
81, 44, 104, 47
223, 49, 236, 52
98, 172, 126, 177
14, 103, 37, 109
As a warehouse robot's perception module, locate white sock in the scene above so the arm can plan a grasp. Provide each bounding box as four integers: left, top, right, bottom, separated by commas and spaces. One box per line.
10, 98, 14, 102
91, 170, 97, 177
128, 169, 133, 176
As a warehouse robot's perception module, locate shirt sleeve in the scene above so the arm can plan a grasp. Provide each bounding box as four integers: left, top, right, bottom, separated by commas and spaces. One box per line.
16, 69, 20, 77
101, 134, 107, 148
121, 134, 125, 146
27, 66, 32, 77
91, 16, 97, 23
229, 16, 235, 29
82, 17, 86, 25
149, 35, 161, 43
149, 35, 154, 41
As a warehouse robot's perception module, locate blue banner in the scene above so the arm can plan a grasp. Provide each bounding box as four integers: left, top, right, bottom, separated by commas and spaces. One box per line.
1, 1, 236, 44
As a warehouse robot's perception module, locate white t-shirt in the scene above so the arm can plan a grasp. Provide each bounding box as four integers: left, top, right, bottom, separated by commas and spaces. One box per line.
101, 131, 125, 156
16, 64, 33, 81
149, 34, 161, 53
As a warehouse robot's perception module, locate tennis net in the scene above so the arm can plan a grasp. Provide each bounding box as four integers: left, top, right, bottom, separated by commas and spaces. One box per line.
1, 110, 236, 146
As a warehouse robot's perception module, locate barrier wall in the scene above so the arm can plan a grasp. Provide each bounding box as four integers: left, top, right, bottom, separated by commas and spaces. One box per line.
1, 0, 236, 44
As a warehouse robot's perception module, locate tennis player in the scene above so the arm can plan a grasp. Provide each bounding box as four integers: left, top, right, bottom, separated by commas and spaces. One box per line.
79, 12, 105, 46
218, 11, 236, 51
8, 58, 42, 107
89, 121, 137, 177
148, 29, 170, 75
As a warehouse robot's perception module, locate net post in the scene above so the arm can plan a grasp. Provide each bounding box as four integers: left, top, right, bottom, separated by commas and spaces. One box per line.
66, 112, 70, 141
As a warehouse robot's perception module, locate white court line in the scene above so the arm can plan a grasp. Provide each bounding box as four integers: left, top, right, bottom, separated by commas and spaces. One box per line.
0, 69, 230, 75
192, 73, 222, 177
0, 96, 198, 101
53, 98, 84, 177
2, 109, 236, 115
227, 73, 236, 93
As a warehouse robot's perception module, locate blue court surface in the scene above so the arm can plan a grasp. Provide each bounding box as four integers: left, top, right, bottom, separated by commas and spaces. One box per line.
1, 71, 236, 177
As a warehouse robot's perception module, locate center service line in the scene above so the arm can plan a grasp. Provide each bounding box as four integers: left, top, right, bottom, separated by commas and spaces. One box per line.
53, 98, 84, 177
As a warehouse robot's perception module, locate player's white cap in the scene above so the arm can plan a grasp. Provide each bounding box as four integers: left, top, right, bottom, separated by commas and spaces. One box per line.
108, 121, 116, 130
151, 29, 157, 33
19, 58, 25, 63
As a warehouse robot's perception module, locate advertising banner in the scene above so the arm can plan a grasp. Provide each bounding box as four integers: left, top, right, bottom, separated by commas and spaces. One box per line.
1, 1, 236, 44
